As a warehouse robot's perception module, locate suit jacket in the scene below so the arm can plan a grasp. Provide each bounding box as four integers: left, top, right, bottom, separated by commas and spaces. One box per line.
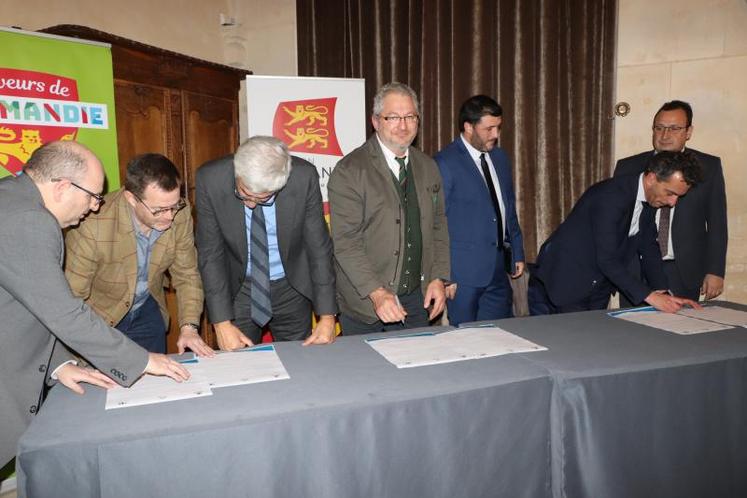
0, 174, 147, 467
614, 148, 728, 289
195, 155, 337, 324
328, 135, 450, 322
64, 189, 203, 328
434, 138, 525, 286
534, 174, 667, 307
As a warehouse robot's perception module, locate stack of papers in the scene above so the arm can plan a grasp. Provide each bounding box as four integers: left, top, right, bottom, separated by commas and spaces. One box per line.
609, 305, 747, 335
366, 326, 547, 368
105, 345, 289, 410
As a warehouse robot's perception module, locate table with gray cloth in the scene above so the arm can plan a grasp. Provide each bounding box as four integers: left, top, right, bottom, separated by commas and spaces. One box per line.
16, 326, 553, 498
466, 301, 747, 498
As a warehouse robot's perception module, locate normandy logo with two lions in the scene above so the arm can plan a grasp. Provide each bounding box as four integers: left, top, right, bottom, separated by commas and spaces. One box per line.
272, 97, 343, 157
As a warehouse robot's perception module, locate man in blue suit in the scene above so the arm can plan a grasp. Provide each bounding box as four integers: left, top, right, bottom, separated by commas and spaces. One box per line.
434, 95, 525, 325
528, 151, 702, 315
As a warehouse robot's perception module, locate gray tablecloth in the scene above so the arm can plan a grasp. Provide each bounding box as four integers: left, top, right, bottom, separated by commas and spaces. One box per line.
17, 326, 553, 498
490, 303, 747, 498
18, 305, 747, 498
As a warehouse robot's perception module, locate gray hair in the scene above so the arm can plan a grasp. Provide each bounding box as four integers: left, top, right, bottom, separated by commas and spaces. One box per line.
233, 136, 292, 193
372, 82, 420, 116
23, 141, 90, 183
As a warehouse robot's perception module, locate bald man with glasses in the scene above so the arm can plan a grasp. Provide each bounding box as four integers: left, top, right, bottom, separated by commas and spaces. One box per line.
0, 142, 189, 468
65, 153, 211, 356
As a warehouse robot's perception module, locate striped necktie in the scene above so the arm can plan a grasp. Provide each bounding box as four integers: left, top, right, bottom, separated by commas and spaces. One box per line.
250, 206, 272, 327
657, 206, 671, 256
395, 156, 408, 188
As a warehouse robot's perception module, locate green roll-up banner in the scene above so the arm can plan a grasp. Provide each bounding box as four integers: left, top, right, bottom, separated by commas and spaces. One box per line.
0, 27, 119, 189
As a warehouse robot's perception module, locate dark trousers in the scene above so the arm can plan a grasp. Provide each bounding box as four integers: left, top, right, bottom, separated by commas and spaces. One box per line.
233, 278, 312, 343
115, 295, 166, 353
528, 273, 611, 315
340, 287, 429, 335
619, 260, 701, 307
447, 254, 513, 326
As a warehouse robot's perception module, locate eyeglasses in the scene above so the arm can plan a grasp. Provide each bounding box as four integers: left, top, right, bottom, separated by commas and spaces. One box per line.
52, 178, 104, 205
652, 125, 688, 133
233, 187, 276, 206
380, 114, 419, 125
132, 192, 186, 217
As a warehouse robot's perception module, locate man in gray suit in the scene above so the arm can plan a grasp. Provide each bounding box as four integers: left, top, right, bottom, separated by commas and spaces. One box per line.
0, 141, 189, 468
195, 136, 337, 350
328, 82, 451, 334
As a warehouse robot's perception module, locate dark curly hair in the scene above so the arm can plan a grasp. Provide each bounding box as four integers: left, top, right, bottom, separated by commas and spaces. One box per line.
644, 150, 702, 186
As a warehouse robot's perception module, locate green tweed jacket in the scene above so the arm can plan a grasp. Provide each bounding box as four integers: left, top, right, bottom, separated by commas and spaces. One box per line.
65, 189, 203, 328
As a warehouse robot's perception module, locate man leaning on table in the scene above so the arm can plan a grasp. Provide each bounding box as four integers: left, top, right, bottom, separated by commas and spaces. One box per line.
528, 150, 703, 315
195, 136, 337, 350
65, 153, 212, 357
0, 141, 189, 468
614, 100, 728, 304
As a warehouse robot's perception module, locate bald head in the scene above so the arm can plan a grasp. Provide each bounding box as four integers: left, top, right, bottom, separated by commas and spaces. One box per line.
24, 141, 105, 228
24, 140, 102, 184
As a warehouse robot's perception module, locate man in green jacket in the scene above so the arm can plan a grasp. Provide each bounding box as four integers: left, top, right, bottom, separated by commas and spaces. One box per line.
328, 82, 451, 334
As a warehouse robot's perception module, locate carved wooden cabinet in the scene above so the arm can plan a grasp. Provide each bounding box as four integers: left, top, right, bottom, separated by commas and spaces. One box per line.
43, 25, 250, 352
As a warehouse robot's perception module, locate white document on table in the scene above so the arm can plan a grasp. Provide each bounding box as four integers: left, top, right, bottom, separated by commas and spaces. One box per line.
678, 306, 747, 327
609, 307, 734, 334
366, 327, 547, 368
105, 375, 212, 410
188, 345, 290, 388
105, 345, 289, 410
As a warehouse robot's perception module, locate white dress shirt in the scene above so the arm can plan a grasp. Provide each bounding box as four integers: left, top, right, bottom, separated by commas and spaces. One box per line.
460, 134, 507, 237
376, 134, 409, 178
628, 174, 647, 237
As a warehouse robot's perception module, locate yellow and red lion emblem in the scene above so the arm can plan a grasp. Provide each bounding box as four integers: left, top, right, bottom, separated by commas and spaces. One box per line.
272, 98, 342, 156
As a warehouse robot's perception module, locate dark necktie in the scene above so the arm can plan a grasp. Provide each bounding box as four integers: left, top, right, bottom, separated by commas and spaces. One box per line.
657, 206, 671, 257
395, 156, 407, 188
480, 153, 504, 247
250, 206, 272, 327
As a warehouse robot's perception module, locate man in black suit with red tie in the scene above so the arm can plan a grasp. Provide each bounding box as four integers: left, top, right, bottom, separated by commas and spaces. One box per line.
614, 100, 728, 302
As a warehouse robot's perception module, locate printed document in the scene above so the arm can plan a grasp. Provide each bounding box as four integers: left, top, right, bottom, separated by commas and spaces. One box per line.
366, 326, 547, 368
609, 307, 734, 334
105, 345, 289, 410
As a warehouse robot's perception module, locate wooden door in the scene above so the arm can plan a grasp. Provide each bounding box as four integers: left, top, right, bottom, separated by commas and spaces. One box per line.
180, 91, 239, 349
113, 81, 184, 184
40, 25, 248, 354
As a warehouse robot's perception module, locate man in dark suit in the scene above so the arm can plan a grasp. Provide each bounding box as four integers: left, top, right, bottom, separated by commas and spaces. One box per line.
195, 136, 337, 350
328, 82, 451, 335
528, 150, 702, 315
434, 95, 525, 325
614, 100, 728, 302
0, 141, 189, 468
